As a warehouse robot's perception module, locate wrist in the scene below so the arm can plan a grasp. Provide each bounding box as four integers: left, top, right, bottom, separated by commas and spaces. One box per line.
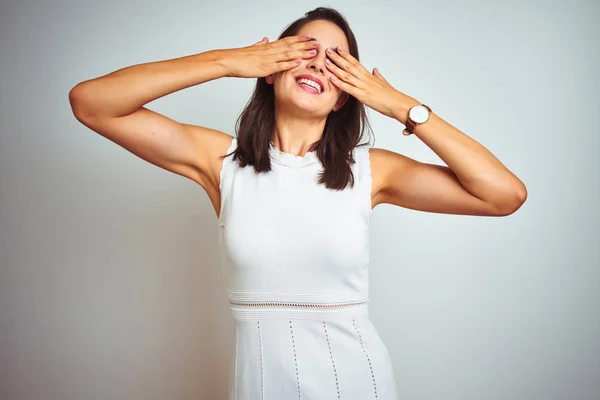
392, 95, 420, 124
208, 48, 237, 78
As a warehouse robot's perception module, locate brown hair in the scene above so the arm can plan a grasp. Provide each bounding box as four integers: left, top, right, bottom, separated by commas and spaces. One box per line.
225, 7, 373, 190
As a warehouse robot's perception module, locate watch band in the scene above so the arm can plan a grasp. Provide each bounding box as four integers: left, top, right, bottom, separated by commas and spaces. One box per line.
402, 104, 432, 136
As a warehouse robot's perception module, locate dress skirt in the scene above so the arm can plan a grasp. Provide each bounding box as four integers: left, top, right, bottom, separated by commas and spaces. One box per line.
228, 299, 399, 400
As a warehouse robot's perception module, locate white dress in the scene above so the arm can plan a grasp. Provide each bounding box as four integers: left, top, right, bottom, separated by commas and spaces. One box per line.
218, 136, 399, 400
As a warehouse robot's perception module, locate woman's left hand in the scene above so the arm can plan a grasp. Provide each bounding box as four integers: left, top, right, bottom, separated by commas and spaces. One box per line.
325, 46, 416, 120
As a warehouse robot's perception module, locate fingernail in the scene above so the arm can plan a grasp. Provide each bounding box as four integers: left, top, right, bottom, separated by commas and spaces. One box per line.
303, 34, 311, 39
337, 46, 343, 53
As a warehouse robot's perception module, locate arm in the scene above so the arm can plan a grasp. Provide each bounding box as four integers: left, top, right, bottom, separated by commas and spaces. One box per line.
370, 96, 527, 216
68, 49, 234, 188
69, 36, 318, 191
323, 47, 527, 216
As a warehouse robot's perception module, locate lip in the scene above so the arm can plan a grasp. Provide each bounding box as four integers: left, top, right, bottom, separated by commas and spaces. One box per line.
295, 74, 324, 94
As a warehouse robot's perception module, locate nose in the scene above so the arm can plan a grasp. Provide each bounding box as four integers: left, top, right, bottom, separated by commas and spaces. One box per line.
306, 50, 326, 74
308, 63, 325, 74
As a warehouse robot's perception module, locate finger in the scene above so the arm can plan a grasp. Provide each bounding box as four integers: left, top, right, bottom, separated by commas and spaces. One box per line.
271, 48, 318, 65
252, 37, 268, 46
284, 36, 320, 53
325, 47, 354, 74
329, 74, 356, 97
333, 45, 361, 64
325, 54, 366, 89
373, 67, 389, 83
327, 46, 369, 79
279, 34, 316, 47
305, 38, 320, 49
267, 36, 319, 58
277, 58, 303, 71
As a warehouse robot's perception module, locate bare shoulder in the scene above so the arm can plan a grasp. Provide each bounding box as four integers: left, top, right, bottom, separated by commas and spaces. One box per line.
182, 124, 234, 208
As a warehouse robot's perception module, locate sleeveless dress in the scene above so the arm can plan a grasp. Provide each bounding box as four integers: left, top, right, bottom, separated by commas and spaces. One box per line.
218, 136, 399, 400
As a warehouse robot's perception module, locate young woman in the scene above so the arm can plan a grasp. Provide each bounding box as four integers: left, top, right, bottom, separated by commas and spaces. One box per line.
69, 7, 526, 400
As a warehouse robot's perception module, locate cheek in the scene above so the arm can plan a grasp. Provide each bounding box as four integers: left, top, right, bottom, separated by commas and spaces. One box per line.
274, 71, 295, 89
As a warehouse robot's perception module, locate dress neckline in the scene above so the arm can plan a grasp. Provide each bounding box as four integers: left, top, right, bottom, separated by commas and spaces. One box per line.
269, 141, 319, 168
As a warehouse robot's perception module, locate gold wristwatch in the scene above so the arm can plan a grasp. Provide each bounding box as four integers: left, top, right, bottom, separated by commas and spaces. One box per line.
402, 104, 432, 136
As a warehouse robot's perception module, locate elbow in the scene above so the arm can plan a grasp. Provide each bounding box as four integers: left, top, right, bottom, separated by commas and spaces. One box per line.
511, 181, 528, 213
495, 183, 528, 216
69, 83, 95, 121
69, 84, 85, 117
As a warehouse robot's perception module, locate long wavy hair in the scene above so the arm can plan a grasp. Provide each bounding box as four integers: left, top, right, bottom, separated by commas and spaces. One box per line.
224, 7, 373, 190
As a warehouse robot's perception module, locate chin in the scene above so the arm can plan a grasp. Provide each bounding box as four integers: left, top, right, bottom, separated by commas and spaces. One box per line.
281, 93, 334, 117
290, 100, 331, 117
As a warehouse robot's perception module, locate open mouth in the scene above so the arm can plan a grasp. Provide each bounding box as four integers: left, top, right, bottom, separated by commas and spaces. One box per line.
295, 77, 323, 94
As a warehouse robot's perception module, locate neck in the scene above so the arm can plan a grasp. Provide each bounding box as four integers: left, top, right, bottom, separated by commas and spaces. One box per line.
271, 108, 327, 157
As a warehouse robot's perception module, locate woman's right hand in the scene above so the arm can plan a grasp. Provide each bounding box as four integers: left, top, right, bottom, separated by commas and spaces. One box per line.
220, 35, 320, 78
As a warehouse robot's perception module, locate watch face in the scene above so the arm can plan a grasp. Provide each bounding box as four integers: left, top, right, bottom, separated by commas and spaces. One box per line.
409, 105, 430, 124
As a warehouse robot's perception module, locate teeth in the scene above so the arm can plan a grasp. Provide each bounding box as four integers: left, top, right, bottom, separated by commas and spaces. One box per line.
296, 78, 322, 93
297, 78, 321, 93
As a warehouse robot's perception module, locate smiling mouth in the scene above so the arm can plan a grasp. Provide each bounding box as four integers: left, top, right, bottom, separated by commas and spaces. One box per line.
295, 78, 323, 94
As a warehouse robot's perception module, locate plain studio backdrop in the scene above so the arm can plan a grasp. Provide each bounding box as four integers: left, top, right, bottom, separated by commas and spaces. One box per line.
0, 0, 598, 399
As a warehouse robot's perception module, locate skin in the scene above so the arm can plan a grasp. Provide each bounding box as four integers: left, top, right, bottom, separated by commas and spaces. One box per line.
260, 20, 527, 217
264, 20, 350, 157
70, 19, 526, 219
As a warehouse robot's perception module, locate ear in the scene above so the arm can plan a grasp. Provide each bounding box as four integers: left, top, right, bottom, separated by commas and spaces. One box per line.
332, 92, 349, 112
265, 74, 274, 85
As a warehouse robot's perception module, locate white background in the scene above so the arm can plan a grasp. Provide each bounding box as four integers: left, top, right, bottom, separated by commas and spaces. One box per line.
1, 0, 598, 399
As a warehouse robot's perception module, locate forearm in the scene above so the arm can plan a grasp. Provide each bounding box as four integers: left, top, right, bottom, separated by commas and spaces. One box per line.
393, 97, 527, 207
69, 49, 230, 119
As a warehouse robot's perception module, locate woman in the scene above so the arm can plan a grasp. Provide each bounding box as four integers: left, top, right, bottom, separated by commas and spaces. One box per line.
69, 7, 527, 400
